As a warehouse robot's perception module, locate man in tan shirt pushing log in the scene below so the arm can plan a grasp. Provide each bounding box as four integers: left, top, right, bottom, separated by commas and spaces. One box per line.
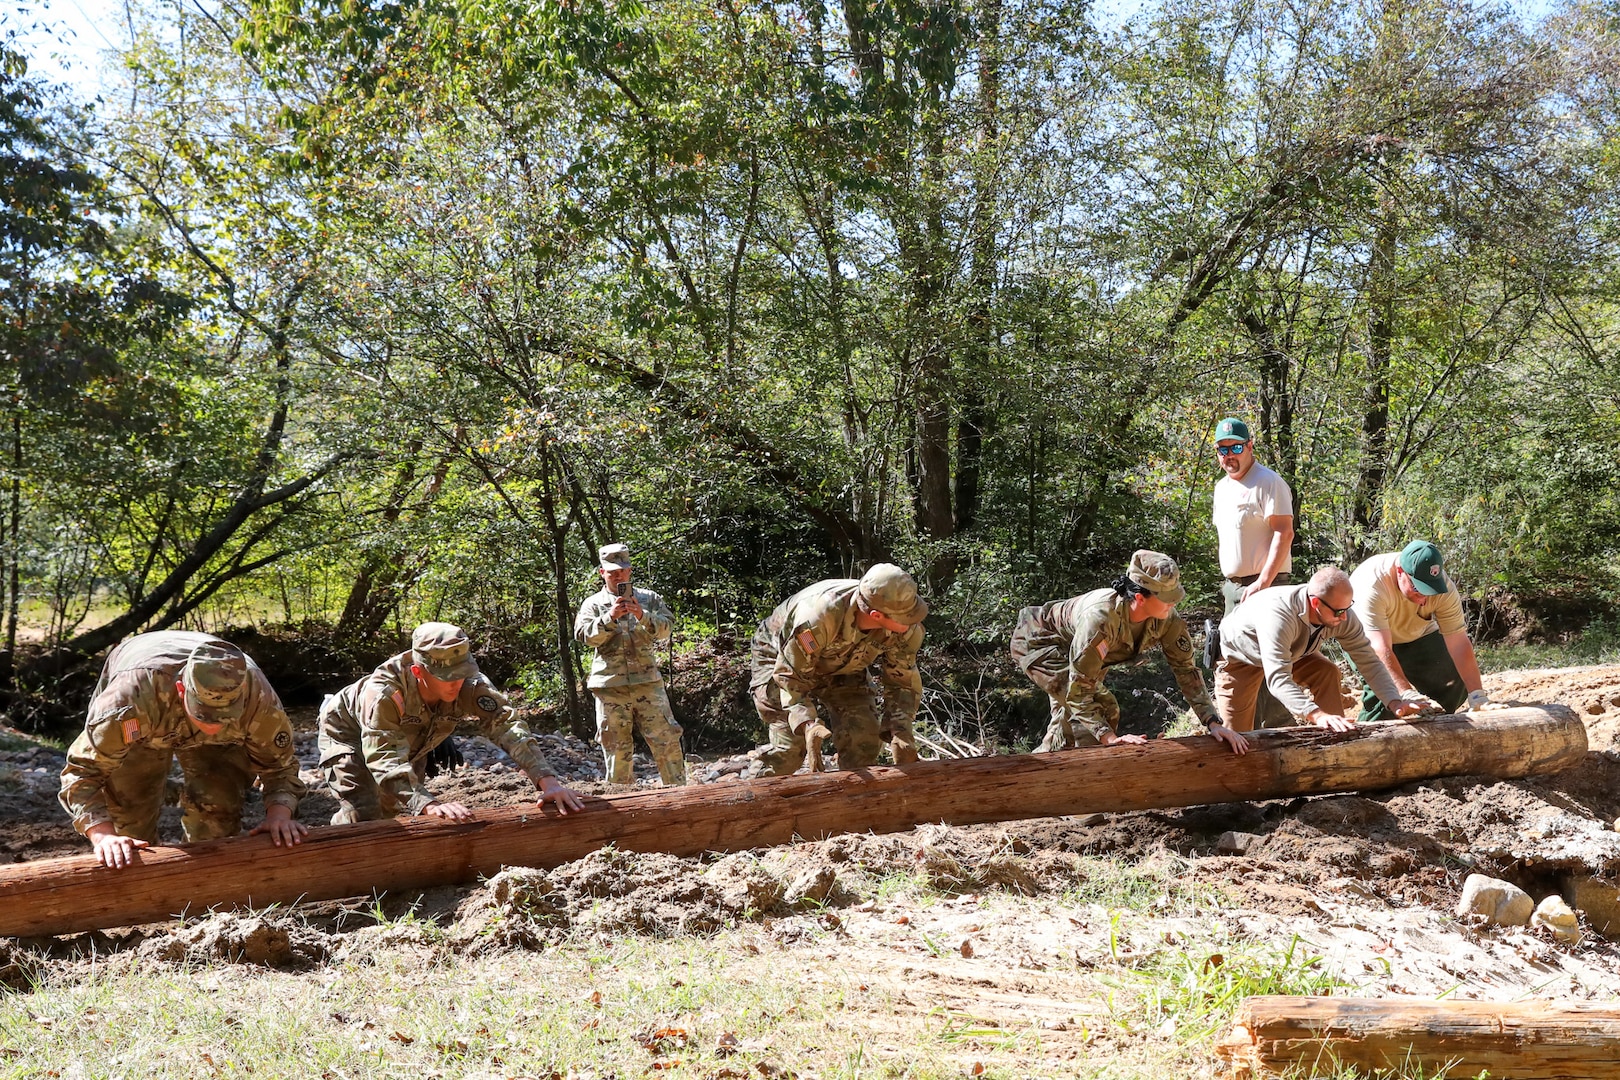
59, 632, 308, 869
1215, 567, 1435, 732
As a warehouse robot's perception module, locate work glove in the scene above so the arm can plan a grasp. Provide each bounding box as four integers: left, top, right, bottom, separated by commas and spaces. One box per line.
1399, 691, 1445, 716
1465, 689, 1490, 711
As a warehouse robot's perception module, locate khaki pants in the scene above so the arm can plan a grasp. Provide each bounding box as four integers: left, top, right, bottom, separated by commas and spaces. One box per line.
751, 677, 885, 776
592, 682, 686, 786
1222, 573, 1293, 729
101, 742, 253, 843
1214, 654, 1344, 732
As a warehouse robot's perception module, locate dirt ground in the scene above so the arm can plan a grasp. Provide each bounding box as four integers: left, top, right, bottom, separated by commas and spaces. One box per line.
3, 664, 1620, 1075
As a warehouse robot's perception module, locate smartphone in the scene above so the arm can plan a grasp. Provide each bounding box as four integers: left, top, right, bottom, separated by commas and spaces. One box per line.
615, 581, 630, 598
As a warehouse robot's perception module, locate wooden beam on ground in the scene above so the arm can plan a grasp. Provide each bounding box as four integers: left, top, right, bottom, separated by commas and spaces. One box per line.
1217, 995, 1620, 1079
0, 706, 1586, 938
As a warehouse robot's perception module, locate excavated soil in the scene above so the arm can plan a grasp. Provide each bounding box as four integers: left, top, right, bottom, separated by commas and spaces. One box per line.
3, 664, 1620, 992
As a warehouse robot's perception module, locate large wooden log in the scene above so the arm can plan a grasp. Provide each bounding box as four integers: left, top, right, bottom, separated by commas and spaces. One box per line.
0, 706, 1585, 938
1217, 996, 1620, 1079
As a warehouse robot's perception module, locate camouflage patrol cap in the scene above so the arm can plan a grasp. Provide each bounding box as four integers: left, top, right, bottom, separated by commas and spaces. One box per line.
598, 543, 632, 570
856, 563, 929, 626
1127, 550, 1187, 605
180, 641, 251, 725
411, 622, 480, 681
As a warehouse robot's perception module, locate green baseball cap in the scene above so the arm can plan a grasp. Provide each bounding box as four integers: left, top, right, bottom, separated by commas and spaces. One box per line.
181, 641, 251, 725
1399, 539, 1448, 596
1213, 417, 1252, 444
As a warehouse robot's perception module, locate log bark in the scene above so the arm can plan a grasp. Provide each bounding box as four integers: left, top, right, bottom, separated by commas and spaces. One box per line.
0, 706, 1585, 939
1217, 995, 1620, 1079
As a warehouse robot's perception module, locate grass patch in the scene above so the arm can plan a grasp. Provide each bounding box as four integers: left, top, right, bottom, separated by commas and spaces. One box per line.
0, 932, 1038, 1079
1112, 933, 1348, 1043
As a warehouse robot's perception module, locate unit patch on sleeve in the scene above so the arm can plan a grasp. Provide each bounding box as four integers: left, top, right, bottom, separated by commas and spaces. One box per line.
477, 694, 499, 713
274, 730, 291, 748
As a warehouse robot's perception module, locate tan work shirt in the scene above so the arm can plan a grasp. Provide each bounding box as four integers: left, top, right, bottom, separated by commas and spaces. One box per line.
1219, 584, 1403, 718
1350, 552, 1467, 646
749, 578, 923, 731
317, 651, 556, 815
573, 586, 674, 688
1030, 589, 1216, 737
59, 631, 304, 835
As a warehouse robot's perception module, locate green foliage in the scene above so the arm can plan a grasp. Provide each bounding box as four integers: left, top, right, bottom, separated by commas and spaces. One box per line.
4, 0, 1620, 711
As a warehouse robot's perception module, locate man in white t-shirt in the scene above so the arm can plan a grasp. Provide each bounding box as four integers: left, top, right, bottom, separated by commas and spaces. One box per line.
1211, 417, 1295, 728
1212, 417, 1295, 613
1349, 539, 1487, 723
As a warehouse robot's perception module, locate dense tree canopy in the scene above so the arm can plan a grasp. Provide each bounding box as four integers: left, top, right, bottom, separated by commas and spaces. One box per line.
3, 0, 1619, 728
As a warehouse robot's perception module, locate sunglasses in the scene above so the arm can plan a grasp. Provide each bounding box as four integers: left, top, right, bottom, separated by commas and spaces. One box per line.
1215, 443, 1248, 457
1312, 596, 1351, 617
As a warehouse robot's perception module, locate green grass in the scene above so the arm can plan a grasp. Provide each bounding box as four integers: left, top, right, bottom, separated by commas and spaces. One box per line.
1111, 932, 1349, 1043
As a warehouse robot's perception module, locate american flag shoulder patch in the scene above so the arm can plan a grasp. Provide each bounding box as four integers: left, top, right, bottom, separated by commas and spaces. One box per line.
122, 716, 143, 743
796, 630, 818, 654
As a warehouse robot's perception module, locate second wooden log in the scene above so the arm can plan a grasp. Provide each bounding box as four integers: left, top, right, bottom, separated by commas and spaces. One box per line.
1216, 996, 1620, 1079
0, 706, 1587, 938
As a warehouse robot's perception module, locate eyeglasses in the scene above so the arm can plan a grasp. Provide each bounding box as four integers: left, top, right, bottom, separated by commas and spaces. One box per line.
1215, 443, 1248, 457
1311, 596, 1351, 617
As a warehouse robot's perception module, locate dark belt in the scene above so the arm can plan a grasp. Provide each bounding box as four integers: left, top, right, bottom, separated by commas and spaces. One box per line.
1226, 571, 1291, 586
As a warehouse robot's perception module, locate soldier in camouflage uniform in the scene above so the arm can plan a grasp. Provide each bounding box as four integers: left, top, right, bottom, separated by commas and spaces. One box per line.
747, 563, 928, 777
59, 632, 308, 869
318, 622, 583, 823
573, 542, 686, 786
1010, 551, 1249, 755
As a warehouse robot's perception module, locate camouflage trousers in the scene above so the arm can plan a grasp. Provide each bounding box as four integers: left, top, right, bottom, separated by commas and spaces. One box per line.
592, 681, 686, 786
750, 677, 918, 777
98, 741, 253, 843
1010, 606, 1114, 751
318, 696, 425, 824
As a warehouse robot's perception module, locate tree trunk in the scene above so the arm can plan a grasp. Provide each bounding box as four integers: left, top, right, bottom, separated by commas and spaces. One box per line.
955, 0, 1000, 537
1351, 188, 1397, 558
538, 448, 587, 739
1218, 996, 1620, 1080
0, 707, 1583, 938
2, 408, 18, 676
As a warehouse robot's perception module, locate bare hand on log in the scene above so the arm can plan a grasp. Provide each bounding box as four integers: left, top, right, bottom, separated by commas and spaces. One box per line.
537, 776, 584, 815
1208, 721, 1250, 755
85, 823, 149, 869
248, 804, 308, 847
423, 800, 474, 822
1101, 732, 1149, 746
1308, 709, 1358, 732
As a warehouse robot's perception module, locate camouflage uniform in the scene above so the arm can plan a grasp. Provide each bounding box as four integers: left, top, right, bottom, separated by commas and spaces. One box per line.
749, 564, 927, 776
1010, 551, 1216, 750
574, 571, 685, 787
317, 641, 559, 823
59, 632, 304, 843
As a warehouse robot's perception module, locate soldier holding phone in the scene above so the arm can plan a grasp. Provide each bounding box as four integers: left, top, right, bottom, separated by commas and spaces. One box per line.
573, 543, 687, 786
